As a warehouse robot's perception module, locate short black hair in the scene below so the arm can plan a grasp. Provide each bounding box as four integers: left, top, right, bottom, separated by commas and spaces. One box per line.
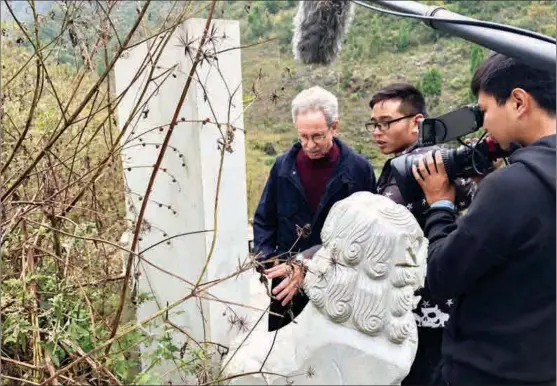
471, 52, 556, 115
369, 83, 427, 117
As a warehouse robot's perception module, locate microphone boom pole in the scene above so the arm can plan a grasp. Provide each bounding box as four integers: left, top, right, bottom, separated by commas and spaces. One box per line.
358, 0, 556, 73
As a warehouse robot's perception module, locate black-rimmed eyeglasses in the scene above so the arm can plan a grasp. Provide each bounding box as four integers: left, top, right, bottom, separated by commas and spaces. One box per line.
365, 114, 415, 132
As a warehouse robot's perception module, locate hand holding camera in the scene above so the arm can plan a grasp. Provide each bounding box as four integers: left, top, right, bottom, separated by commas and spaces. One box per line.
412, 150, 456, 206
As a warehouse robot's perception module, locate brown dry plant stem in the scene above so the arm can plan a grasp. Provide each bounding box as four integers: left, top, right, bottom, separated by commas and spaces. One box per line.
1, 1, 151, 203
202, 370, 299, 386
58, 29, 180, 218
1, 54, 43, 175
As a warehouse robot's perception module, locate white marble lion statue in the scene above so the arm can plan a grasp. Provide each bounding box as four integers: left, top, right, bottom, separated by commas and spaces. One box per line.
221, 192, 428, 385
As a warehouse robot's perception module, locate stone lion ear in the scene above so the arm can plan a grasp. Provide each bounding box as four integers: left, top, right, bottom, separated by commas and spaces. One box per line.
394, 236, 425, 267
394, 248, 418, 267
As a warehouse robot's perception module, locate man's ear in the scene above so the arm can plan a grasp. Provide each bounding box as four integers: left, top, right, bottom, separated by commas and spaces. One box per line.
331, 120, 339, 134
411, 114, 424, 135
510, 88, 529, 118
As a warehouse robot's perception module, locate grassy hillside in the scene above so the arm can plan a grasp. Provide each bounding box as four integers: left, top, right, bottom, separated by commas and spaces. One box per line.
238, 0, 555, 216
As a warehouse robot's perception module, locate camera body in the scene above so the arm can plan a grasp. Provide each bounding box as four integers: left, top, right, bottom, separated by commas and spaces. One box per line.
390, 104, 515, 203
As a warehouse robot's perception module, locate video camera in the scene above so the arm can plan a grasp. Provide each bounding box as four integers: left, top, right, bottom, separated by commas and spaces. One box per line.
390, 104, 518, 203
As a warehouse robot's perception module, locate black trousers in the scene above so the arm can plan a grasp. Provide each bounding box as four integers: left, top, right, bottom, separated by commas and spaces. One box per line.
429, 363, 448, 386
402, 327, 444, 385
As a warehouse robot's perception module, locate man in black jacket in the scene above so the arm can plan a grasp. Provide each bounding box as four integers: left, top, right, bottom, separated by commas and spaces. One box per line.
368, 83, 476, 385
254, 86, 376, 332
413, 53, 556, 385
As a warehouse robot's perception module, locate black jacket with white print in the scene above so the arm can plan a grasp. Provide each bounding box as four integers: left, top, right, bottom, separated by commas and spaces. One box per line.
376, 143, 476, 329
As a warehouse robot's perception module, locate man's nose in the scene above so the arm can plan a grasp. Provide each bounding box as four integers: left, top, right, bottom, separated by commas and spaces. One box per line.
305, 143, 317, 152
305, 138, 318, 148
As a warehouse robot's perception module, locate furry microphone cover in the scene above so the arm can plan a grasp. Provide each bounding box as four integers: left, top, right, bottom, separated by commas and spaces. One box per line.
292, 0, 355, 65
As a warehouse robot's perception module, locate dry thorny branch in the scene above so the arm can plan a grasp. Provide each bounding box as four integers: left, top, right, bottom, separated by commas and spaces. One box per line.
0, 0, 305, 384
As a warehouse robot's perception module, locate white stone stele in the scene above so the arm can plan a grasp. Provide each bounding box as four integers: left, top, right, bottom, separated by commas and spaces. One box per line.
114, 19, 251, 384
223, 192, 428, 385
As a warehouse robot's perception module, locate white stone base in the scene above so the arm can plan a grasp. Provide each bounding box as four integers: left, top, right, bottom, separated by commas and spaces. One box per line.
224, 300, 416, 385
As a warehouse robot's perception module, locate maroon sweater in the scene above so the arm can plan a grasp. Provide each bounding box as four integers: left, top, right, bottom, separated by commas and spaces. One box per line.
296, 142, 341, 214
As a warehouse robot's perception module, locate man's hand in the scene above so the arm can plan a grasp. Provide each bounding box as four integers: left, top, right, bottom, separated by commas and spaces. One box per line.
412, 151, 456, 206
264, 263, 305, 306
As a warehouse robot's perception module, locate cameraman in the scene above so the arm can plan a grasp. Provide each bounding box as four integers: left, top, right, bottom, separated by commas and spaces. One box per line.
413, 53, 556, 385
367, 83, 475, 385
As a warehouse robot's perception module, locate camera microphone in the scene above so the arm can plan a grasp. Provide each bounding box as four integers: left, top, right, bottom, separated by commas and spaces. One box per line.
292, 0, 355, 65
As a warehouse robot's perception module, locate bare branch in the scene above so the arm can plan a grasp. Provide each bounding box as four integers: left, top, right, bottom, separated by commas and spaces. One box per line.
2, 0, 152, 203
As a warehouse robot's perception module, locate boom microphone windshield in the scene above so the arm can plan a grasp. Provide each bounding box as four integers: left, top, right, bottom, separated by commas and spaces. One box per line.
291, 0, 556, 73
292, 0, 355, 65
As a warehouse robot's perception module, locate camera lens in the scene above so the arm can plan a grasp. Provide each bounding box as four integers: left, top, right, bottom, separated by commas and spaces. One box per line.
390, 152, 427, 203
391, 144, 495, 203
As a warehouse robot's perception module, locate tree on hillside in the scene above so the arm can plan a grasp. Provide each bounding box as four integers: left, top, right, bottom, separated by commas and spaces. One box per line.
466, 45, 485, 103
469, 45, 484, 74
275, 14, 294, 52
247, 3, 271, 42
420, 68, 443, 97
264, 0, 280, 15
397, 24, 410, 52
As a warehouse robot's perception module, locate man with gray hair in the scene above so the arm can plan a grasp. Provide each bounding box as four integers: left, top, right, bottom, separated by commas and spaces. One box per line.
254, 86, 377, 331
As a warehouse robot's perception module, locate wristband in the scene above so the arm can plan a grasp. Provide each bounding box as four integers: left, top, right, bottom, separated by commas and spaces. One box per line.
430, 199, 456, 212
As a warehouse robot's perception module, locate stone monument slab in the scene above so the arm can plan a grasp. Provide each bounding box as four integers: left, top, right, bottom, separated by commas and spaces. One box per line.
114, 18, 250, 384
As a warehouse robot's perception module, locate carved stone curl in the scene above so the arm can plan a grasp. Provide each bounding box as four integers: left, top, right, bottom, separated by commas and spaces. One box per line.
223, 192, 428, 385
